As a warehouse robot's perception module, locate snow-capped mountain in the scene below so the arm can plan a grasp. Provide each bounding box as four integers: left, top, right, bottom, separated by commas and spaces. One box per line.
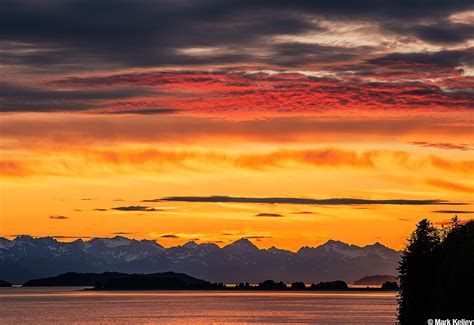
0, 236, 400, 284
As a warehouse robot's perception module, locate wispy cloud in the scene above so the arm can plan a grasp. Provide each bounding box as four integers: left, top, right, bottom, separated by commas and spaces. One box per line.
0, 160, 32, 177
409, 141, 473, 151
49, 215, 69, 220
429, 157, 474, 174
292, 211, 316, 214
398, 218, 410, 222
244, 236, 273, 239
254, 213, 284, 217
161, 234, 179, 238
432, 210, 473, 214
154, 195, 463, 205
112, 206, 162, 212
100, 108, 179, 115
425, 179, 474, 193
3, 144, 473, 179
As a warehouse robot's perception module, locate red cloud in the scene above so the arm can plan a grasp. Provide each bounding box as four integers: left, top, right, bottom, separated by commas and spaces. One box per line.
52, 65, 474, 117
409, 141, 473, 151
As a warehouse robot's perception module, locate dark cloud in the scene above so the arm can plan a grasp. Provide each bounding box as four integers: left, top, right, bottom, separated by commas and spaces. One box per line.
409, 141, 473, 151
112, 232, 134, 235
292, 211, 316, 214
244, 235, 273, 239
0, 1, 472, 115
268, 42, 365, 67
105, 108, 179, 115
161, 234, 179, 238
254, 213, 284, 217
112, 206, 162, 212
0, 1, 314, 71
410, 23, 474, 45
0, 0, 472, 73
370, 48, 474, 68
49, 215, 68, 220
432, 210, 473, 214
155, 195, 464, 205
0, 81, 157, 113
205, 240, 225, 244
93, 208, 108, 212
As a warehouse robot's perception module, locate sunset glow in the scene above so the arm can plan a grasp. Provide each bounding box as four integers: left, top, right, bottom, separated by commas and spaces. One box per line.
1, 1, 473, 251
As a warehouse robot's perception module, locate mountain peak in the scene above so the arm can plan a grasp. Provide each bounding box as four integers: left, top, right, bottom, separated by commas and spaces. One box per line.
182, 241, 198, 249
15, 235, 34, 241
89, 236, 132, 248
111, 236, 128, 240
232, 238, 256, 247
370, 241, 383, 247
322, 239, 351, 248
364, 241, 393, 251
224, 238, 258, 253
267, 246, 291, 254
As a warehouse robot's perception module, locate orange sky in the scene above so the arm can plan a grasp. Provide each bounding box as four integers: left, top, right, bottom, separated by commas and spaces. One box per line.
1, 110, 472, 251
1, 2, 473, 251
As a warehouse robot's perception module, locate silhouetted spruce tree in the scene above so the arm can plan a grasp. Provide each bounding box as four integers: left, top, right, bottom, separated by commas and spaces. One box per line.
431, 219, 473, 318
398, 219, 441, 324
398, 218, 473, 323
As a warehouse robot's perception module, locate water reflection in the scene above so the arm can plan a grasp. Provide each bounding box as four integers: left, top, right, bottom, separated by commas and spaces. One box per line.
0, 287, 397, 324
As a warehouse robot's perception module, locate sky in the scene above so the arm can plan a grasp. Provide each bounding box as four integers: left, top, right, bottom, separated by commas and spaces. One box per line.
0, 0, 473, 251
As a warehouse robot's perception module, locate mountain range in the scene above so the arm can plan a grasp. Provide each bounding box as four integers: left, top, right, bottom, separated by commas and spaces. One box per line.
0, 235, 400, 284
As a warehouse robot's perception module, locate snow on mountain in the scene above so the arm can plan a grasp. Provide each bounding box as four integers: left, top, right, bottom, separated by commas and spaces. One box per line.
0, 235, 400, 284
298, 239, 398, 259
0, 237, 12, 249
87, 236, 133, 248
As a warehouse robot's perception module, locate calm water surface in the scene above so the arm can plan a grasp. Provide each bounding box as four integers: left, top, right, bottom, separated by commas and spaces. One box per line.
0, 287, 397, 324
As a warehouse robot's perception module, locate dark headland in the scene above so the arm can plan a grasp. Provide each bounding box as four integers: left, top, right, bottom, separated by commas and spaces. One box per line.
0, 279, 12, 287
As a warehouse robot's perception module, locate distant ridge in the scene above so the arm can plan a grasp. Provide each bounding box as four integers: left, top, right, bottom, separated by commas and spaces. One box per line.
353, 275, 398, 285
0, 279, 12, 287
0, 235, 400, 284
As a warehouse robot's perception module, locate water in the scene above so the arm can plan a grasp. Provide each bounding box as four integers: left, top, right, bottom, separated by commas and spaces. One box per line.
0, 287, 398, 324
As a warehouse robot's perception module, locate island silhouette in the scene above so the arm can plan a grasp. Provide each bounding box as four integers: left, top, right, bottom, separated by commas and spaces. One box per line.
20, 271, 398, 291
0, 279, 12, 287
